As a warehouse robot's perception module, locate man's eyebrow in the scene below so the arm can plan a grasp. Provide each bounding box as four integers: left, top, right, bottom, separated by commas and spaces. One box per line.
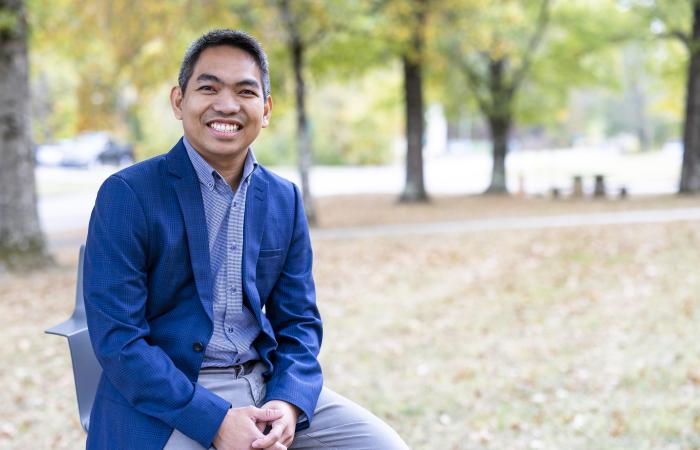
196, 73, 223, 84
233, 78, 261, 90
195, 74, 261, 91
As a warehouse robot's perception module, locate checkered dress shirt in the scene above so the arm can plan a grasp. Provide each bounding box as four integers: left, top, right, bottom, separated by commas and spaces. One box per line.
184, 137, 261, 367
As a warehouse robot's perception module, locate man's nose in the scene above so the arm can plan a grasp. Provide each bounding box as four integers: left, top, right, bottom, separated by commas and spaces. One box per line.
212, 91, 240, 114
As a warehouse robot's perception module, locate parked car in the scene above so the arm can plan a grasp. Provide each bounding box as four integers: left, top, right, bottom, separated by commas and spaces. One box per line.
35, 142, 69, 166
661, 139, 683, 154
35, 132, 134, 168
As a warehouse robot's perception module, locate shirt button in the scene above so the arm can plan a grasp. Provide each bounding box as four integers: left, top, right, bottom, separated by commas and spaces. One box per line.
229, 286, 237, 293
231, 243, 237, 250
192, 342, 204, 352
227, 327, 234, 333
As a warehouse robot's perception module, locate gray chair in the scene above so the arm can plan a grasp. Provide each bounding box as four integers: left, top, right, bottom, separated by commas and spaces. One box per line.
45, 245, 102, 432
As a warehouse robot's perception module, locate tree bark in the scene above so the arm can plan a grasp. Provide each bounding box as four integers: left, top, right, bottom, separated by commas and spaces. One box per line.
680, 2, 700, 193
485, 116, 511, 194
400, 0, 428, 203
0, 0, 50, 270
291, 36, 317, 225
278, 0, 316, 224
485, 58, 512, 194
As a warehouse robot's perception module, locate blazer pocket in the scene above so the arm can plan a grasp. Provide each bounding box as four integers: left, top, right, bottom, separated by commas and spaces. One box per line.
257, 252, 283, 276
259, 248, 283, 258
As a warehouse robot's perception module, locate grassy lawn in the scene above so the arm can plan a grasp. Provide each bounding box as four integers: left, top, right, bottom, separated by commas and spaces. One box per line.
2, 195, 700, 449
316, 222, 700, 449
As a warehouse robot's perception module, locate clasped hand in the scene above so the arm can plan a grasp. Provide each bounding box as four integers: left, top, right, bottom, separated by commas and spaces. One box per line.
212, 400, 300, 450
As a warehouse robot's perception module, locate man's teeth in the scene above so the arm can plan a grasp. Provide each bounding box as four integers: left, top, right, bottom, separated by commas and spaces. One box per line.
210, 122, 240, 132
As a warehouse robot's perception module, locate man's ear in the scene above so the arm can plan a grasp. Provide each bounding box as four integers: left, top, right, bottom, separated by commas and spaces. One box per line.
262, 95, 273, 128
170, 86, 184, 120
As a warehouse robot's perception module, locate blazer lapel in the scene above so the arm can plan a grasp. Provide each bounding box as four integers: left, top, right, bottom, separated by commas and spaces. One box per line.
243, 172, 268, 314
166, 140, 214, 323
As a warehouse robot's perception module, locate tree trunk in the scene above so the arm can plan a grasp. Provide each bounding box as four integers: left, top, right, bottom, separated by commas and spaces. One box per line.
680, 2, 700, 193
485, 116, 511, 194
291, 37, 317, 225
0, 0, 50, 270
400, 0, 428, 203
485, 58, 512, 195
400, 55, 428, 202
277, 0, 316, 224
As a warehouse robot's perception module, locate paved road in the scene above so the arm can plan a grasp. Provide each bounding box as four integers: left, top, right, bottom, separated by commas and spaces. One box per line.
311, 207, 700, 240
48, 207, 700, 249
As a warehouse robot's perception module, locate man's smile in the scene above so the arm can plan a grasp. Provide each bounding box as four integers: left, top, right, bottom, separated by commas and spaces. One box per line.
207, 119, 243, 137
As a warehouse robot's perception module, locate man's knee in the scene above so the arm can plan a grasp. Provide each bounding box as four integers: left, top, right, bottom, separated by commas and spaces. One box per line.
360, 419, 409, 450
295, 387, 408, 449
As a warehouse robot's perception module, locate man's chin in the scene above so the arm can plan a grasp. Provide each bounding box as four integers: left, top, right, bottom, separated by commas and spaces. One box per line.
207, 144, 250, 158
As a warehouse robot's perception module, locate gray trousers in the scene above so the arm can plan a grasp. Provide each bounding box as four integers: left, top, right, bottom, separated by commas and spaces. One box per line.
164, 363, 408, 450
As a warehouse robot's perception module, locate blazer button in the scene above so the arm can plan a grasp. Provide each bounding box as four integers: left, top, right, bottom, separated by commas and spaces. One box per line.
192, 342, 204, 352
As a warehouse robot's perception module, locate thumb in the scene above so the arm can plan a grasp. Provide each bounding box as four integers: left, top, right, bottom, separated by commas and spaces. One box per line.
252, 407, 284, 422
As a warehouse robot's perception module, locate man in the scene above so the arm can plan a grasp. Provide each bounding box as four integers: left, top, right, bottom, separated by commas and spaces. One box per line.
83, 29, 408, 450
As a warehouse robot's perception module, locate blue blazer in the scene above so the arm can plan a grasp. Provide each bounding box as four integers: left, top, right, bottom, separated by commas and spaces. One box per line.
83, 139, 323, 449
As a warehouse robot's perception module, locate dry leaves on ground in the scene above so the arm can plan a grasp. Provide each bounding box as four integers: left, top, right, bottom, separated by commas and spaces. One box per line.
3, 196, 700, 449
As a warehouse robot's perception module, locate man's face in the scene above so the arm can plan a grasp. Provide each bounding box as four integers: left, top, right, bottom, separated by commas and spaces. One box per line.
171, 45, 272, 164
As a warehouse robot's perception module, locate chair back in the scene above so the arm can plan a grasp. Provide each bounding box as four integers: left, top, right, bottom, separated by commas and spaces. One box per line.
45, 245, 102, 432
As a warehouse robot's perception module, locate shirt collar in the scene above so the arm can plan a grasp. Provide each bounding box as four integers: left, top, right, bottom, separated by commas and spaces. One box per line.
242, 147, 258, 184
183, 136, 258, 191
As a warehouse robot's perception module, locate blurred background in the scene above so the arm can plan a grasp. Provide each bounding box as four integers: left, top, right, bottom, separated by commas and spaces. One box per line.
2, 0, 700, 449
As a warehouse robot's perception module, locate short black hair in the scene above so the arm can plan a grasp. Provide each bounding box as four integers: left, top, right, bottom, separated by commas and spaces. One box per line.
178, 29, 270, 99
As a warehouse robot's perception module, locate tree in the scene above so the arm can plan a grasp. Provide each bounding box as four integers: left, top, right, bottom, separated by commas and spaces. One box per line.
435, 0, 637, 194
234, 0, 433, 204
271, 0, 320, 224
623, 0, 700, 192
0, 0, 49, 269
653, 0, 700, 193
443, 0, 552, 194
249, 0, 373, 222
373, 0, 432, 202
217, 0, 362, 225
680, 2, 700, 192
400, 0, 429, 202
622, 0, 699, 191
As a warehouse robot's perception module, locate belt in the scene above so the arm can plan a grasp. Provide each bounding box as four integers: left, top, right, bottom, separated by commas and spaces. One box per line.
202, 359, 258, 377
231, 360, 257, 376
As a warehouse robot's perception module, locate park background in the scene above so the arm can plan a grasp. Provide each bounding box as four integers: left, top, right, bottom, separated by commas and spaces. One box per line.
2, 0, 700, 449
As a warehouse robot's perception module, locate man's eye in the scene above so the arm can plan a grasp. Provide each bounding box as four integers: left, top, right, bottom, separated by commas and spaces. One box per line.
198, 86, 215, 92
241, 90, 257, 96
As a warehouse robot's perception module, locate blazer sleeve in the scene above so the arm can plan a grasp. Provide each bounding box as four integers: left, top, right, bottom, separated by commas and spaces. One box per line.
262, 183, 323, 426
83, 175, 230, 448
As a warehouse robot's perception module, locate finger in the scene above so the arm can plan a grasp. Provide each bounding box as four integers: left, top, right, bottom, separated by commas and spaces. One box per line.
252, 407, 284, 423
278, 427, 294, 447
252, 422, 285, 448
